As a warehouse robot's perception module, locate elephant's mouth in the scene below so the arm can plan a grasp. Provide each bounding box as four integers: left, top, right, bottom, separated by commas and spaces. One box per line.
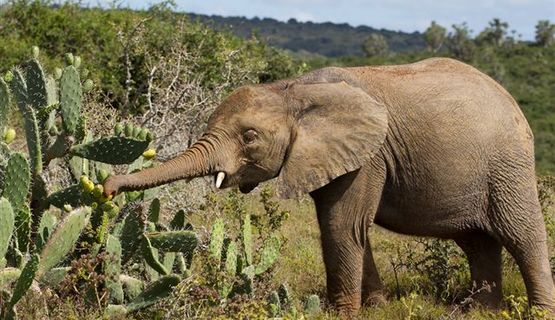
239, 183, 258, 193
214, 171, 258, 193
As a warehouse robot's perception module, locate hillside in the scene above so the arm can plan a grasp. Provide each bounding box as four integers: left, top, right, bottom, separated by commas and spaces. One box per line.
187, 13, 426, 57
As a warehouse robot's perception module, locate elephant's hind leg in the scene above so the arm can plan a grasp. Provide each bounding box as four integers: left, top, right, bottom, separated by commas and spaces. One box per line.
488, 167, 555, 311
455, 233, 503, 308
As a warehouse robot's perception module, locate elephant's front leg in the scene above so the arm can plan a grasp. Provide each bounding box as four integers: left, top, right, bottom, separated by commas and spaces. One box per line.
311, 164, 386, 315
362, 238, 386, 306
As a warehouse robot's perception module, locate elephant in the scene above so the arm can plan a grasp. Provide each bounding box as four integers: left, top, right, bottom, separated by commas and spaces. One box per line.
103, 57, 555, 315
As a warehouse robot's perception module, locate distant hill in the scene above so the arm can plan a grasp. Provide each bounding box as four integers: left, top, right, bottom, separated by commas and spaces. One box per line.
187, 13, 426, 57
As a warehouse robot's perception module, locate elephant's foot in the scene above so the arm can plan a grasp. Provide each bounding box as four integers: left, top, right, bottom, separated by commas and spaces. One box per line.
329, 292, 361, 318
361, 289, 386, 307
467, 280, 502, 309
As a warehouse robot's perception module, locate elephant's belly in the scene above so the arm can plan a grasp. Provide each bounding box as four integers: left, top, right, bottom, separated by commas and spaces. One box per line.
373, 195, 485, 238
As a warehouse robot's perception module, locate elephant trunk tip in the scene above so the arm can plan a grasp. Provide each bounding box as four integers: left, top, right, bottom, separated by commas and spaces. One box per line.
103, 176, 121, 197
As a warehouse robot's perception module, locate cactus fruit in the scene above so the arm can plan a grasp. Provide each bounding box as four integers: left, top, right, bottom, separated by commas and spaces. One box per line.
0, 198, 15, 259
125, 275, 181, 312
209, 218, 225, 262
65, 53, 74, 65
4, 71, 13, 83
92, 184, 104, 198
124, 123, 133, 137
37, 207, 91, 277
73, 56, 82, 69
60, 66, 82, 134
82, 79, 93, 92
53, 68, 62, 80
114, 123, 123, 136
80, 176, 95, 192
3, 128, 16, 144
3, 153, 31, 210
142, 148, 156, 160
70, 136, 150, 165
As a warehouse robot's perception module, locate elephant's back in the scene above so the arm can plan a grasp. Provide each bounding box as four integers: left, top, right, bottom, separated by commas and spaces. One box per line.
347, 58, 534, 152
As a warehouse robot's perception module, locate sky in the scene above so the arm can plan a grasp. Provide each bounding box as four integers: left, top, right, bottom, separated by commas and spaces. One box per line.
90, 0, 555, 40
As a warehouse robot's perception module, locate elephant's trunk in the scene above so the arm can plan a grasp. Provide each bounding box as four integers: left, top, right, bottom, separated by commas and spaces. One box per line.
103, 136, 220, 195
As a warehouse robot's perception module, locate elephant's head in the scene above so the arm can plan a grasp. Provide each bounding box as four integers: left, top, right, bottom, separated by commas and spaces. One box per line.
103, 68, 388, 198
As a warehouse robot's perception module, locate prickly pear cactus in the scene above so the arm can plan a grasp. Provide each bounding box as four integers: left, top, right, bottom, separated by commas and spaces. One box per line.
37, 207, 92, 277
59, 66, 82, 134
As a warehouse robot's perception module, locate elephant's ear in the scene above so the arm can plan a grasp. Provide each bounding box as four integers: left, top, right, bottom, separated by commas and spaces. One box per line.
276, 81, 388, 198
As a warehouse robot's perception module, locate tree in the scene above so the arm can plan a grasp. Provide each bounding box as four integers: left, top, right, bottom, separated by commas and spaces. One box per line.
362, 33, 389, 57
477, 18, 509, 47
535, 20, 555, 47
424, 21, 447, 52
447, 22, 475, 61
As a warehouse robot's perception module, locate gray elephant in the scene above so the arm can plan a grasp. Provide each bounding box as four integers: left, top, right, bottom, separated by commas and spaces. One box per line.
104, 58, 555, 315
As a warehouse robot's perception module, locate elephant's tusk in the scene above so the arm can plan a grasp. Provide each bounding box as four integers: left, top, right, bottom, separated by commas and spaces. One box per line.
215, 172, 225, 189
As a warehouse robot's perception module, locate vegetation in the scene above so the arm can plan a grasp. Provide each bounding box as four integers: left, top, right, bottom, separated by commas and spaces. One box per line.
0, 1, 554, 319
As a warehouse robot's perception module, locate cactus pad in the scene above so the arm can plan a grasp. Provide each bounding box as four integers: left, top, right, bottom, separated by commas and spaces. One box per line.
14, 204, 31, 252
36, 211, 58, 251
70, 136, 150, 165
10, 68, 27, 110
225, 241, 238, 276
120, 275, 144, 301
305, 294, 321, 315
25, 59, 48, 109
254, 235, 281, 275
209, 218, 225, 262
0, 198, 15, 259
40, 267, 69, 287
60, 66, 82, 134
47, 184, 83, 209
126, 275, 181, 312
242, 214, 253, 265
148, 198, 160, 223
146, 231, 198, 256
0, 268, 21, 289
105, 235, 124, 304
20, 104, 43, 175
9, 254, 40, 309
141, 236, 169, 276
120, 204, 146, 264
3, 152, 30, 210
37, 207, 91, 277
0, 78, 10, 131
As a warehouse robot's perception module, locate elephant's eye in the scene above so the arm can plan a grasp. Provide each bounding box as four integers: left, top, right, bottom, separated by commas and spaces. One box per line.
243, 129, 258, 144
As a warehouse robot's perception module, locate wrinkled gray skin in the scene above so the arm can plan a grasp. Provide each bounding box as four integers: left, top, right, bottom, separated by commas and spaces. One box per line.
104, 58, 555, 315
